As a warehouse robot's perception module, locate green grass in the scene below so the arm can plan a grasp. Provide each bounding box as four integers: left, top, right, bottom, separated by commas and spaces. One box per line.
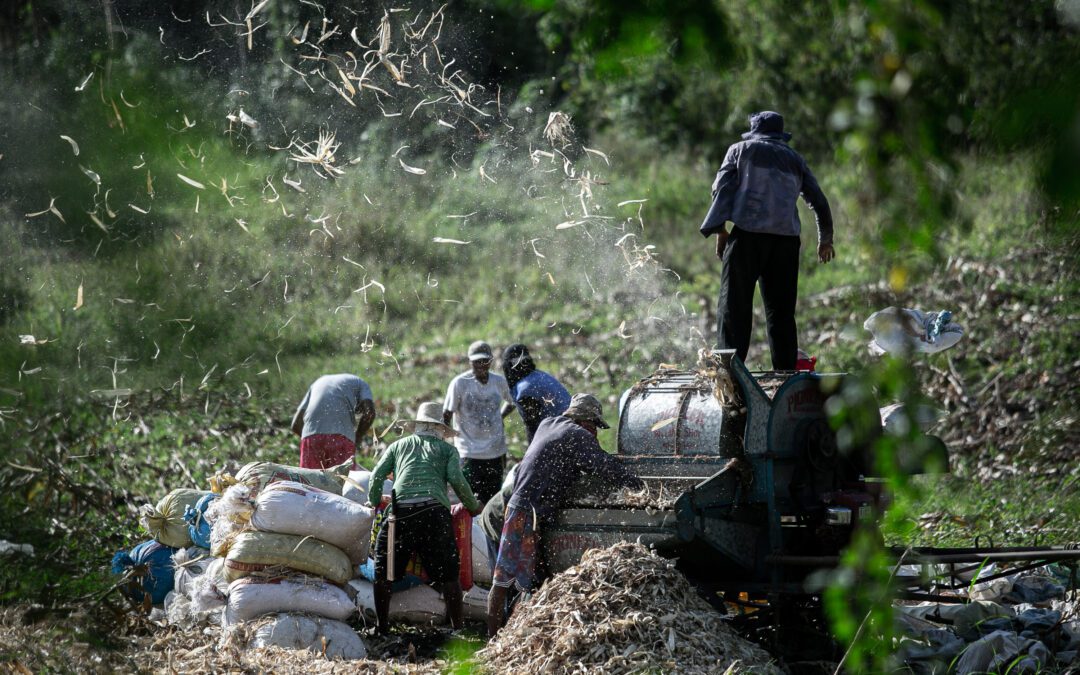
898, 474, 1080, 548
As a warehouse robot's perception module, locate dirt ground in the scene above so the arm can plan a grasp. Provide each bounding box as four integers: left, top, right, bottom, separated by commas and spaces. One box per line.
0, 605, 479, 674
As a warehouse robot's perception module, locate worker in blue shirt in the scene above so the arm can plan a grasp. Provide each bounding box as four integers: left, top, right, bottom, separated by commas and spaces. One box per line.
500, 343, 571, 442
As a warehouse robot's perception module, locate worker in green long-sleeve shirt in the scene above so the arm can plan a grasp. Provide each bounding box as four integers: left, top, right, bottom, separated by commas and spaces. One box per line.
368, 401, 483, 634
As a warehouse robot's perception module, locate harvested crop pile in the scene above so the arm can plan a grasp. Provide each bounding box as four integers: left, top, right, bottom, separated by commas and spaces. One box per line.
478, 542, 780, 674
569, 483, 678, 510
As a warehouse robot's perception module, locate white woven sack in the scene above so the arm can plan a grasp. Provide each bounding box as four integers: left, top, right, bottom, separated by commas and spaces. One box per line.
222, 532, 352, 585
250, 613, 367, 660
349, 579, 447, 625
471, 520, 493, 588
462, 584, 489, 622
204, 483, 255, 557
224, 576, 353, 626
235, 460, 351, 494
191, 557, 229, 617
341, 470, 394, 505
250, 481, 373, 563
172, 547, 211, 598
164, 591, 191, 627
165, 589, 220, 629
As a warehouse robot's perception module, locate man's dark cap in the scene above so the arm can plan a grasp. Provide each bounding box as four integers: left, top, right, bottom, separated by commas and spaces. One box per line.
743, 110, 792, 142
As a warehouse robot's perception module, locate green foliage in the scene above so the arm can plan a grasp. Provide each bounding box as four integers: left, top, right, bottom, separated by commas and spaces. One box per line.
907, 474, 1080, 548
441, 631, 487, 674
824, 356, 939, 671
526, 0, 734, 150
823, 528, 897, 672
513, 0, 1080, 239
0, 393, 299, 604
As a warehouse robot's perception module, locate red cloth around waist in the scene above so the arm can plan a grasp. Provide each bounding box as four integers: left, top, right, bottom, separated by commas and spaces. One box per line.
299, 434, 356, 469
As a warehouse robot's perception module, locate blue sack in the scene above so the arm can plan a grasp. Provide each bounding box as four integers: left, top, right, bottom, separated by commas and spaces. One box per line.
111, 539, 177, 605
183, 493, 217, 550
357, 557, 424, 591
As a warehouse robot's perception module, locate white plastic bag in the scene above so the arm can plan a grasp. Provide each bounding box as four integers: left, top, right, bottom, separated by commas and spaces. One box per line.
224, 576, 354, 626
250, 481, 373, 563
349, 578, 447, 625
864, 307, 963, 356
246, 613, 367, 660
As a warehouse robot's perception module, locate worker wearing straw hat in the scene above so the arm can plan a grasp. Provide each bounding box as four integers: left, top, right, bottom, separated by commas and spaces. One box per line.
487, 393, 643, 636
369, 402, 483, 635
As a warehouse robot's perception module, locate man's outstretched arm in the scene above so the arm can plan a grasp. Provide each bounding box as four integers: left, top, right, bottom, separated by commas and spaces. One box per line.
801, 166, 835, 263
290, 392, 309, 437
701, 146, 739, 238
355, 398, 376, 442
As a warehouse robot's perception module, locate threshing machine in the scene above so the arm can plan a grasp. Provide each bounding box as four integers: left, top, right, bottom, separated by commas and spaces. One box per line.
545, 350, 1080, 605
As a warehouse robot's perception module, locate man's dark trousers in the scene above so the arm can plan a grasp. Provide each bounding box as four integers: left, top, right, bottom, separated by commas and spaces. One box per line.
717, 227, 800, 370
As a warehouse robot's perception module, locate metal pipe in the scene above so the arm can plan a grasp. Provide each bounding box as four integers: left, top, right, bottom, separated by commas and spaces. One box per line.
898, 545, 1080, 554
767, 549, 1080, 567
902, 550, 1080, 564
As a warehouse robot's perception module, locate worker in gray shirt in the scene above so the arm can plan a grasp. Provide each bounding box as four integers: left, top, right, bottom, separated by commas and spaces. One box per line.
291, 374, 375, 469
699, 110, 835, 370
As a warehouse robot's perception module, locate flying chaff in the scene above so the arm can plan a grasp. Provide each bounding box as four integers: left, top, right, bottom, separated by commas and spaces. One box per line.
287, 130, 344, 177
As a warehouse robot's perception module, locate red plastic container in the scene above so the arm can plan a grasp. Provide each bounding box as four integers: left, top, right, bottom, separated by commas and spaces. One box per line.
453, 508, 473, 590
795, 352, 817, 372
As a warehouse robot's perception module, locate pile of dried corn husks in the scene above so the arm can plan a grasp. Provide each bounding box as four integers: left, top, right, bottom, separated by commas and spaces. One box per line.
478, 542, 780, 674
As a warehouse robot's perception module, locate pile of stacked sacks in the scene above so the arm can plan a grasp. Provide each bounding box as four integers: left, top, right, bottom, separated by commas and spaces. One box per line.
111, 459, 492, 661
894, 562, 1080, 673
208, 463, 369, 658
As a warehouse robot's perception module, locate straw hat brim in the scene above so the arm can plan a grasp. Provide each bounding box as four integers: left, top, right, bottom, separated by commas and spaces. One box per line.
400, 419, 456, 437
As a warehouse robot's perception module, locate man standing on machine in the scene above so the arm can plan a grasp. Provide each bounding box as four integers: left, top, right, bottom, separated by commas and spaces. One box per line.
699, 110, 835, 370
